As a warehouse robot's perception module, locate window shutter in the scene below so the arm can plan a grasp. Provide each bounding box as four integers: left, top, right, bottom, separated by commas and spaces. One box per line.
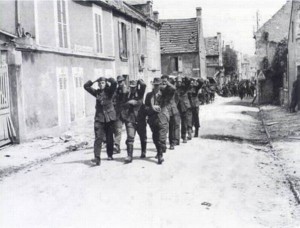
178, 56, 183, 72
118, 22, 123, 58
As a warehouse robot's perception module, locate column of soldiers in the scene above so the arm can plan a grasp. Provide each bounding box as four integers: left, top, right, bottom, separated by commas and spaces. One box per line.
84, 74, 204, 166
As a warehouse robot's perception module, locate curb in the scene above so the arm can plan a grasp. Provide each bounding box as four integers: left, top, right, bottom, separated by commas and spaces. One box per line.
258, 106, 300, 205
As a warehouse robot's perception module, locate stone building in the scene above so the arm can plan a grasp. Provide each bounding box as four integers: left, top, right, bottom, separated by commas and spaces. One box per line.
205, 33, 223, 82
253, 1, 292, 105
0, 0, 160, 144
160, 8, 207, 79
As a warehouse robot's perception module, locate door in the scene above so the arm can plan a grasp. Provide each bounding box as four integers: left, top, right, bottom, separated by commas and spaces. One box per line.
0, 51, 16, 146
72, 67, 85, 120
57, 67, 71, 126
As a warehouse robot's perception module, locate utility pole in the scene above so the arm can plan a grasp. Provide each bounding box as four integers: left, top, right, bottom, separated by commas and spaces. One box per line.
256, 10, 260, 31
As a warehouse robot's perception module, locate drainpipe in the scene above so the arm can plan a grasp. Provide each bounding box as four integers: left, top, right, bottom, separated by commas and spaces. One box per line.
196, 7, 202, 78
15, 0, 20, 31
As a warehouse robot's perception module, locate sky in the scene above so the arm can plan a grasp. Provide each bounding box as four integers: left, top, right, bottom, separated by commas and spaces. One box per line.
152, 0, 287, 55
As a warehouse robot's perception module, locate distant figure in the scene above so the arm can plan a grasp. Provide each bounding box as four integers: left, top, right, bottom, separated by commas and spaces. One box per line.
290, 77, 300, 113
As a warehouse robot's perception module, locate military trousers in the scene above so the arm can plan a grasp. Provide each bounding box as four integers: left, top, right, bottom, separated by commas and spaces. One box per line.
113, 118, 123, 147
148, 115, 169, 154
191, 107, 200, 129
180, 108, 193, 139
125, 120, 147, 147
169, 113, 181, 146
94, 120, 114, 159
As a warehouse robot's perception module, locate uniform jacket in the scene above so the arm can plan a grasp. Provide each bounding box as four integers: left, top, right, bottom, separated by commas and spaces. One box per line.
84, 78, 117, 123
145, 84, 176, 124
167, 91, 179, 116
177, 86, 191, 113
121, 81, 146, 123
114, 85, 128, 119
189, 84, 202, 108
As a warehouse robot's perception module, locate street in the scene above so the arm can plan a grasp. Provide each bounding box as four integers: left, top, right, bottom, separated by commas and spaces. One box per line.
1, 96, 299, 228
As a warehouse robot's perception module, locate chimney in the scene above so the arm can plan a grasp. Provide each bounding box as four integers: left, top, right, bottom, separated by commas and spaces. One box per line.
196, 7, 202, 17
153, 11, 159, 21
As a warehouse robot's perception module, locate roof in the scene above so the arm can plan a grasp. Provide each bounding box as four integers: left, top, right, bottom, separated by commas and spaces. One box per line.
205, 36, 219, 56
160, 18, 198, 54
124, 0, 152, 5
255, 1, 292, 43
0, 29, 17, 38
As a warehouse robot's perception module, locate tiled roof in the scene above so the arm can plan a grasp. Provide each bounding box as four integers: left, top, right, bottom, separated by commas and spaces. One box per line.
255, 1, 292, 43
205, 36, 219, 56
160, 18, 198, 54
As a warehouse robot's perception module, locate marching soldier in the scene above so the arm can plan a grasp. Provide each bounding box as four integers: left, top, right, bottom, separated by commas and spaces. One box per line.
84, 77, 117, 166
176, 76, 193, 143
113, 75, 127, 154
145, 77, 176, 164
189, 78, 203, 137
122, 79, 147, 163
164, 76, 180, 150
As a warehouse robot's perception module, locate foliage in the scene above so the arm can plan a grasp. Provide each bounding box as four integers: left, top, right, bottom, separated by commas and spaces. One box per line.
271, 38, 288, 77
222, 47, 238, 76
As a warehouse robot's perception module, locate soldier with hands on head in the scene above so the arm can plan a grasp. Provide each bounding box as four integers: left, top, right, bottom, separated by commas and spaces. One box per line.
145, 77, 176, 164
84, 76, 117, 166
121, 79, 147, 163
189, 78, 203, 137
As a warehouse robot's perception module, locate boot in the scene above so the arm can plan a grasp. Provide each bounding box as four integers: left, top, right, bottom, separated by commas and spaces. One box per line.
157, 150, 164, 165
113, 144, 120, 154
91, 157, 101, 166
182, 138, 187, 143
140, 141, 147, 158
187, 128, 192, 140
125, 145, 133, 163
169, 144, 175, 150
194, 128, 199, 138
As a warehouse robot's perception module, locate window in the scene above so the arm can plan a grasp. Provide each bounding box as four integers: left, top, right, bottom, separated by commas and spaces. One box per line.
57, 0, 68, 48
119, 22, 128, 60
171, 56, 183, 72
137, 28, 141, 54
94, 13, 103, 53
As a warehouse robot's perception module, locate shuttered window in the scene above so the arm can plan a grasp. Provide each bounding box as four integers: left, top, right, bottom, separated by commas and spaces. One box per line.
119, 22, 128, 59
57, 0, 68, 48
95, 13, 103, 53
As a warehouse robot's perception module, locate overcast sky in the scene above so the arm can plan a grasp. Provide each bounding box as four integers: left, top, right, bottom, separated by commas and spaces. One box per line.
153, 0, 288, 55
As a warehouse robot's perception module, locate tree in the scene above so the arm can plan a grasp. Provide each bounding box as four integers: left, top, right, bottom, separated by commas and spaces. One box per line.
222, 47, 238, 76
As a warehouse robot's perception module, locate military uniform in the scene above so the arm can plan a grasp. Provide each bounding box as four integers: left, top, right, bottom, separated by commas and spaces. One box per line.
189, 79, 202, 137
121, 80, 147, 162
84, 77, 117, 164
145, 78, 175, 164
177, 77, 193, 142
113, 76, 128, 153
167, 78, 180, 149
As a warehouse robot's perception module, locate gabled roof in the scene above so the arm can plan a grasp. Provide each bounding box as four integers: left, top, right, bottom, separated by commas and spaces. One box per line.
255, 1, 292, 43
205, 36, 219, 56
160, 18, 198, 54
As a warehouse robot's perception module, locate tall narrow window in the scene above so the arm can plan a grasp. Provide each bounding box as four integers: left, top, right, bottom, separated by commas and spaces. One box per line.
137, 28, 141, 54
57, 0, 68, 48
95, 13, 103, 53
119, 22, 128, 59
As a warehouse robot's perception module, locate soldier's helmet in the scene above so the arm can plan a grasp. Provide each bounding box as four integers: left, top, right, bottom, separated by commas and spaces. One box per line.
117, 75, 125, 82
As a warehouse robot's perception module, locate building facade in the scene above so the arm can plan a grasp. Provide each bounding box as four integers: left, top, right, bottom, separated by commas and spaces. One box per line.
254, 1, 292, 105
0, 0, 160, 144
160, 8, 207, 79
205, 33, 223, 79
287, 0, 300, 109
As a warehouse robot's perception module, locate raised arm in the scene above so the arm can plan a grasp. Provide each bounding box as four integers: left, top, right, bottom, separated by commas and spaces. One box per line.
84, 80, 97, 97
105, 77, 117, 97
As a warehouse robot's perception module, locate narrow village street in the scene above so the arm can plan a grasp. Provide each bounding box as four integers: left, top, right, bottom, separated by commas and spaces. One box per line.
1, 96, 299, 228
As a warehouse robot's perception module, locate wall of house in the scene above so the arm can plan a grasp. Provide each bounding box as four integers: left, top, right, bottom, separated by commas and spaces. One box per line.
19, 1, 36, 37
146, 26, 161, 86
19, 51, 114, 139
0, 1, 16, 35
288, 1, 300, 109
113, 13, 148, 82
161, 53, 199, 77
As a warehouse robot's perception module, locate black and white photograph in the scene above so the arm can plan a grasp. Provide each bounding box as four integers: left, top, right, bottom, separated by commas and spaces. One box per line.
0, 0, 300, 227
